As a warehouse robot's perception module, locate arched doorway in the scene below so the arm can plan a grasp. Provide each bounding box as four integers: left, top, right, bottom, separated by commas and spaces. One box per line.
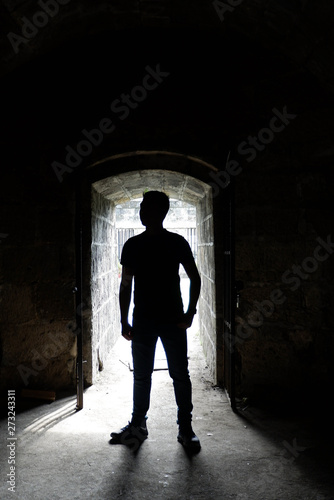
76, 151, 234, 409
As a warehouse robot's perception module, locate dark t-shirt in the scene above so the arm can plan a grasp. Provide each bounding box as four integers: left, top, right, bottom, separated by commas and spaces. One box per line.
121, 229, 194, 323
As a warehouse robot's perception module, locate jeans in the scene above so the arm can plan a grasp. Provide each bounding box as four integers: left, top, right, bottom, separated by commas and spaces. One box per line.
131, 321, 193, 427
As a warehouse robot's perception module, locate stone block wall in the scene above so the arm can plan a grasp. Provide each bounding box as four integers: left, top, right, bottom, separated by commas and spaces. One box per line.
90, 188, 120, 383
0, 179, 77, 392
0, 3, 333, 407
234, 167, 334, 402
197, 192, 217, 382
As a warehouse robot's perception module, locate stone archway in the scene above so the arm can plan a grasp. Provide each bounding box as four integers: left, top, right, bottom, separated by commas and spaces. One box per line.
79, 151, 226, 389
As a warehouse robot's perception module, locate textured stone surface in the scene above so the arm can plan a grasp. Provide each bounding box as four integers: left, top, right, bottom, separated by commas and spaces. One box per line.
0, 2, 333, 406
90, 189, 119, 384
92, 168, 219, 382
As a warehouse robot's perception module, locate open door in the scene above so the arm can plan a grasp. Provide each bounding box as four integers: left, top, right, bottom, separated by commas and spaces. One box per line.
223, 176, 236, 411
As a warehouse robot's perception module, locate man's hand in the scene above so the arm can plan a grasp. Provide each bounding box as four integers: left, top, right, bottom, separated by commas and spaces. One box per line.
121, 321, 134, 341
177, 312, 195, 330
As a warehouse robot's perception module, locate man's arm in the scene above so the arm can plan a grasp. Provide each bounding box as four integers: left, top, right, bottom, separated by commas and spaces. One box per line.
119, 266, 134, 340
177, 259, 201, 329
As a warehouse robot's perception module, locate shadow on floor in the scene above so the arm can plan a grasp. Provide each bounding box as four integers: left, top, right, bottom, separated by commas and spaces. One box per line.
1, 331, 333, 499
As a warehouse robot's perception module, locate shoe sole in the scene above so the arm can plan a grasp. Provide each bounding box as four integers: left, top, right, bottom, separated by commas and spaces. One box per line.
177, 435, 201, 450
110, 429, 148, 444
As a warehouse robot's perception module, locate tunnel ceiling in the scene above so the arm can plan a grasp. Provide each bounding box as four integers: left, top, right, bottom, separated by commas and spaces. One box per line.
1, 0, 334, 182
0, 0, 333, 93
92, 169, 210, 205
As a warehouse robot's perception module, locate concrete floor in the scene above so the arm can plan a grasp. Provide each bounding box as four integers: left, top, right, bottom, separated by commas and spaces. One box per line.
1, 329, 333, 500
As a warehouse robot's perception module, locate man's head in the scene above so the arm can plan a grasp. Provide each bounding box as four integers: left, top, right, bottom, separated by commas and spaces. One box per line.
140, 191, 170, 228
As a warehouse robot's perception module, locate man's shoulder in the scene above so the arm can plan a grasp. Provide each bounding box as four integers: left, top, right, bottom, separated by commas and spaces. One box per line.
126, 230, 186, 241
124, 231, 146, 245
164, 230, 191, 248
164, 230, 187, 241
121, 233, 145, 258
124, 230, 189, 248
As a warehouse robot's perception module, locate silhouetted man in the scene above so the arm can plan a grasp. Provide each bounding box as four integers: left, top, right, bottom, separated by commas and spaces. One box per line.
110, 191, 201, 451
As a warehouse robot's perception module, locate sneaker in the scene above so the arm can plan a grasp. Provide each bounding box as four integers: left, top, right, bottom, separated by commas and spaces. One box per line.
110, 420, 148, 447
177, 426, 201, 451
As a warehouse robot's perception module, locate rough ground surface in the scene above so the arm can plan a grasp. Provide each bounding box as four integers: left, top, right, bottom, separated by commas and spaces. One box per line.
1, 329, 333, 500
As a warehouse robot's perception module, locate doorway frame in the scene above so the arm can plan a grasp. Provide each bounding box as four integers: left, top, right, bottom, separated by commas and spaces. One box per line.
74, 151, 235, 409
